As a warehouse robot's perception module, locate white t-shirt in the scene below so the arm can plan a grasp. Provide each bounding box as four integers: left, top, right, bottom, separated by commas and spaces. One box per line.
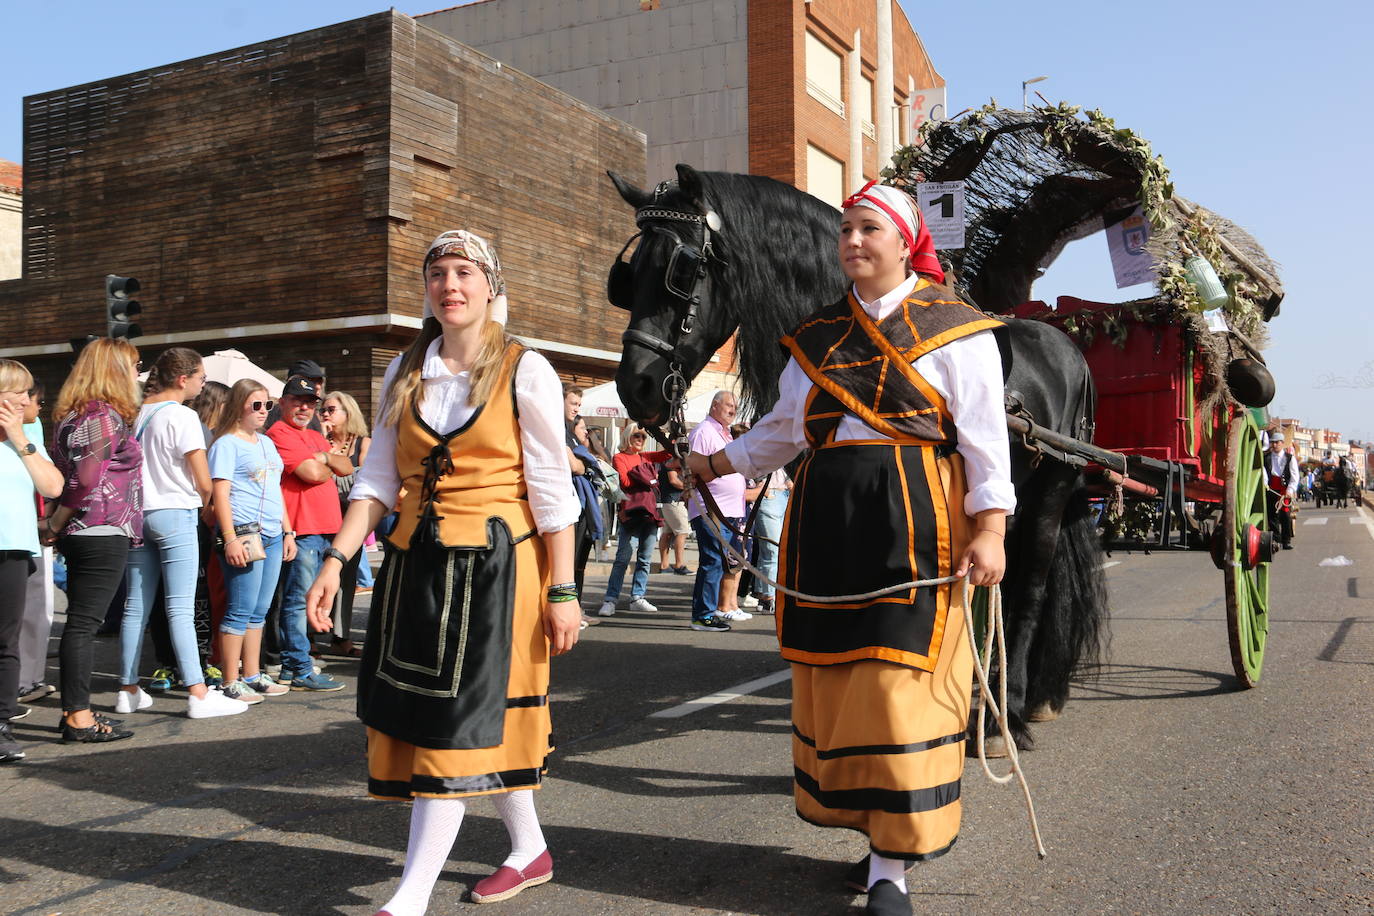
135, 401, 206, 511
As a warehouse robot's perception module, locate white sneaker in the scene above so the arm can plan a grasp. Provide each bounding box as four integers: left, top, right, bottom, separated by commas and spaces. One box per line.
187, 687, 250, 719
114, 686, 153, 714
598, 599, 617, 617
741, 594, 760, 609
720, 609, 753, 621
628, 596, 658, 613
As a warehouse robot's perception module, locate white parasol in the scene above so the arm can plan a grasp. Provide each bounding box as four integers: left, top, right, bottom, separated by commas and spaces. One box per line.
200, 349, 283, 396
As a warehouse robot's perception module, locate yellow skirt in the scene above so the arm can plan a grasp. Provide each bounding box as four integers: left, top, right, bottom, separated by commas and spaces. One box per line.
366, 534, 552, 801
790, 589, 973, 859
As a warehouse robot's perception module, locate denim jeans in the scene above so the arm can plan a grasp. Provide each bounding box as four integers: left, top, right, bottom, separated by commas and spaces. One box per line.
752, 491, 789, 598
279, 534, 329, 677
220, 533, 284, 635
690, 515, 741, 618
121, 508, 203, 688
603, 515, 659, 602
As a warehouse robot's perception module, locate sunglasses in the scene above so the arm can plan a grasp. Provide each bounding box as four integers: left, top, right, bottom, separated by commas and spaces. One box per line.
249, 400, 275, 412
320, 405, 339, 415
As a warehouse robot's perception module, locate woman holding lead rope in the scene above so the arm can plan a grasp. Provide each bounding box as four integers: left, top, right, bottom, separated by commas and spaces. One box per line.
306, 230, 580, 915
686, 180, 1014, 916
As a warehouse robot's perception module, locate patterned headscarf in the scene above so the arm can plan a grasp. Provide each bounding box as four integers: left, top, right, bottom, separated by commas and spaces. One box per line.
421, 229, 508, 325
841, 180, 944, 284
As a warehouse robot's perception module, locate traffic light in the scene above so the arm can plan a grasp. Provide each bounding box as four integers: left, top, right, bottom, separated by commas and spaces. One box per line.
105, 275, 142, 339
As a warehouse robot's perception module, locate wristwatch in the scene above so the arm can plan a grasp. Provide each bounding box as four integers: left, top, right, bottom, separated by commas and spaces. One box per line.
17, 441, 35, 456
282, 530, 297, 538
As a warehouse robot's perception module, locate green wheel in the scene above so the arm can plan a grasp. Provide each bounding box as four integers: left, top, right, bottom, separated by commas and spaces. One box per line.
1222, 412, 1271, 687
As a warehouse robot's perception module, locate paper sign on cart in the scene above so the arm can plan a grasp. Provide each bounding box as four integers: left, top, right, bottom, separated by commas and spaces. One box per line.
915, 181, 966, 250
1203, 309, 1229, 333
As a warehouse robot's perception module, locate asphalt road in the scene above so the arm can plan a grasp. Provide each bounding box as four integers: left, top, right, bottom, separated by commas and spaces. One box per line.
4, 502, 1372, 915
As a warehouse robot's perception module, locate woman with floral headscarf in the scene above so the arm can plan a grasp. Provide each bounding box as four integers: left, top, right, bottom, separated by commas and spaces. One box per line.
688, 182, 1014, 916
306, 230, 580, 914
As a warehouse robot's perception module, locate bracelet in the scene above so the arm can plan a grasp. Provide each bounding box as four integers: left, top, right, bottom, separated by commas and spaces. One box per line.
548, 581, 577, 592
546, 594, 579, 603
974, 528, 1005, 538
546, 585, 579, 599
323, 546, 349, 566
708, 452, 722, 477
283, 530, 296, 538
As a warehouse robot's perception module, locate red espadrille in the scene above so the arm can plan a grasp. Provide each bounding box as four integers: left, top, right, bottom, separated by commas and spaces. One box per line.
469, 849, 553, 904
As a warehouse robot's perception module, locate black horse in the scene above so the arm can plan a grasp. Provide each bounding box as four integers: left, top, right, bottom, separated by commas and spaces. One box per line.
607, 164, 1107, 749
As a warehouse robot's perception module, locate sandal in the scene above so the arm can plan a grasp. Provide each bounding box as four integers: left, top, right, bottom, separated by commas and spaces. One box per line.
329, 639, 363, 658
61, 717, 134, 743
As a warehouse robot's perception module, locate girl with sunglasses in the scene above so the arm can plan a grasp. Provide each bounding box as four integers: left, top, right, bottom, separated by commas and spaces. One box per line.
207, 381, 296, 704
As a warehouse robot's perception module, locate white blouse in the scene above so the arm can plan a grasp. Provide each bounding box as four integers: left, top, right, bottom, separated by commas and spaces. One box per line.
350, 338, 580, 534
725, 273, 1017, 516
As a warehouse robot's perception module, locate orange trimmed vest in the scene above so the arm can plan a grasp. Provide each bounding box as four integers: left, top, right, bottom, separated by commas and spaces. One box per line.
775, 281, 1002, 671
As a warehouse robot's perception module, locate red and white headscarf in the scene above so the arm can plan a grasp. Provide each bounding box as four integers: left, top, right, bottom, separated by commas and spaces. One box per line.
841, 180, 944, 284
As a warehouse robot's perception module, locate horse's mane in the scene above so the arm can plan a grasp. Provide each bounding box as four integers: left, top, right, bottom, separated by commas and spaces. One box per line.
693, 171, 848, 419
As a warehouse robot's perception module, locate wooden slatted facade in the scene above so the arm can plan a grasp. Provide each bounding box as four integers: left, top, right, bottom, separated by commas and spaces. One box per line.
0, 11, 645, 418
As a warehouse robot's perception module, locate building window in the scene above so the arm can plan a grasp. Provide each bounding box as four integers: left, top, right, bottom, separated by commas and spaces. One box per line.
858, 77, 875, 140
806, 144, 845, 209
892, 98, 903, 146
805, 32, 845, 118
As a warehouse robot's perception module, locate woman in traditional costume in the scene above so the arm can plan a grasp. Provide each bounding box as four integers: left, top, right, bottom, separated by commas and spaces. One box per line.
687, 181, 1014, 916
306, 230, 580, 915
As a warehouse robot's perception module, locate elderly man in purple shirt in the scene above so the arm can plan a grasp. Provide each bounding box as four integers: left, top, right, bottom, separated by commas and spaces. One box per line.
686, 391, 745, 631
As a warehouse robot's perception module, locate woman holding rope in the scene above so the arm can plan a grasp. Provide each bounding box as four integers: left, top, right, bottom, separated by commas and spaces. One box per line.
305, 230, 580, 915
687, 180, 1014, 916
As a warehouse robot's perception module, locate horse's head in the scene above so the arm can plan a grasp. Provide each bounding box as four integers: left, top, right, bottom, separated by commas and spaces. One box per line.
606, 164, 737, 428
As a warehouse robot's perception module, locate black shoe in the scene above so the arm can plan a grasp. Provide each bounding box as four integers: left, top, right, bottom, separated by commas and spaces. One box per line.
0, 722, 27, 763
690, 615, 731, 632
844, 855, 916, 893
1281, 543, 1293, 550
61, 718, 133, 743
10, 705, 31, 721
866, 880, 911, 914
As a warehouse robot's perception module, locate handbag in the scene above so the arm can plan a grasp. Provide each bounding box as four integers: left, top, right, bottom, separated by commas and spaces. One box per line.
214, 436, 270, 564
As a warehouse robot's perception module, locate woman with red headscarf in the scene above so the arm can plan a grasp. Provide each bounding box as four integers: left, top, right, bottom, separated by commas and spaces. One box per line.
688, 181, 1015, 916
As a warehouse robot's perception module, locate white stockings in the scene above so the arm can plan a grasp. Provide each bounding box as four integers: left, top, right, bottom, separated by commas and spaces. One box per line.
491, 789, 547, 871
379, 796, 466, 916
868, 851, 909, 894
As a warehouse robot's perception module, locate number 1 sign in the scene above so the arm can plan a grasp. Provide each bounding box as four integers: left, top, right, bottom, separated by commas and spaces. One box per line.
916, 180, 966, 250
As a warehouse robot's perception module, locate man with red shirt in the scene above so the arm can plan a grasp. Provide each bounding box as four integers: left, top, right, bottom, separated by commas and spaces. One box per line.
267, 376, 352, 691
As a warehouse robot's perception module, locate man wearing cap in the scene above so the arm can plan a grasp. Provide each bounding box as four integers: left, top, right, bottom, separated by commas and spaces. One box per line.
1265, 433, 1297, 550
266, 359, 327, 433
266, 375, 353, 689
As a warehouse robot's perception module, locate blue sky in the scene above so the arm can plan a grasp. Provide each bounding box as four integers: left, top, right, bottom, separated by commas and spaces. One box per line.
3, 1, 1370, 439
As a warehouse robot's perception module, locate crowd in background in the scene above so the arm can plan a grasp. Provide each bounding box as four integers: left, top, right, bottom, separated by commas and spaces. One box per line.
0, 342, 785, 766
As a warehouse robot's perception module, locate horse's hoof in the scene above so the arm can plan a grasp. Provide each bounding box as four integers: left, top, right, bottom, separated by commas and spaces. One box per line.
1027, 702, 1061, 723
977, 735, 1011, 759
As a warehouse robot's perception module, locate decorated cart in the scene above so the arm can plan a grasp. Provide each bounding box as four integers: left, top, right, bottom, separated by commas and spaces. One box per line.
886, 104, 1286, 686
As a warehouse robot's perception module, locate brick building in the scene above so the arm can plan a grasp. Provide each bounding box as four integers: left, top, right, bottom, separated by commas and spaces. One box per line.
0, 160, 19, 281
418, 0, 943, 208
0, 11, 646, 413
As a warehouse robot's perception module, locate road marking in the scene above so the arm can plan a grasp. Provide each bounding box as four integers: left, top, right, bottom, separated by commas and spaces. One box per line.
1351, 516, 1368, 525
1101, 560, 1122, 569
1359, 506, 1374, 542
650, 669, 791, 718
1304, 517, 1329, 526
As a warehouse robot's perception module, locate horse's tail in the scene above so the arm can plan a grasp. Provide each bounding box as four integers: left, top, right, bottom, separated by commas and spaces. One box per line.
1024, 478, 1110, 716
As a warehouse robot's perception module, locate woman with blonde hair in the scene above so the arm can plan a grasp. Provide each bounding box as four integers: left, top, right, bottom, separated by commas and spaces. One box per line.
46, 338, 144, 743
318, 389, 372, 657
207, 380, 296, 704
0, 360, 63, 761
306, 229, 580, 914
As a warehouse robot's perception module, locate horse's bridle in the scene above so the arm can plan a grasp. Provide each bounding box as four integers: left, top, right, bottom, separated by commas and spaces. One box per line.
609, 180, 725, 456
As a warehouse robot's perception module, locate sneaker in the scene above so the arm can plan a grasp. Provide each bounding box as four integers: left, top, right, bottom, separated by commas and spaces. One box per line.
628, 596, 658, 613
673, 565, 692, 576
246, 673, 290, 697
203, 665, 224, 688
18, 682, 56, 703
0, 722, 27, 763
263, 664, 282, 679
187, 687, 249, 719
10, 705, 31, 721
598, 599, 617, 617
690, 615, 732, 632
720, 609, 753, 621
756, 597, 776, 615
290, 672, 346, 692
221, 681, 265, 705
741, 594, 760, 609
114, 686, 154, 714
147, 668, 176, 691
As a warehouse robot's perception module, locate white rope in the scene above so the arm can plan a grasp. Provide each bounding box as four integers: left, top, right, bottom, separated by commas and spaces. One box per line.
698, 513, 1048, 859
